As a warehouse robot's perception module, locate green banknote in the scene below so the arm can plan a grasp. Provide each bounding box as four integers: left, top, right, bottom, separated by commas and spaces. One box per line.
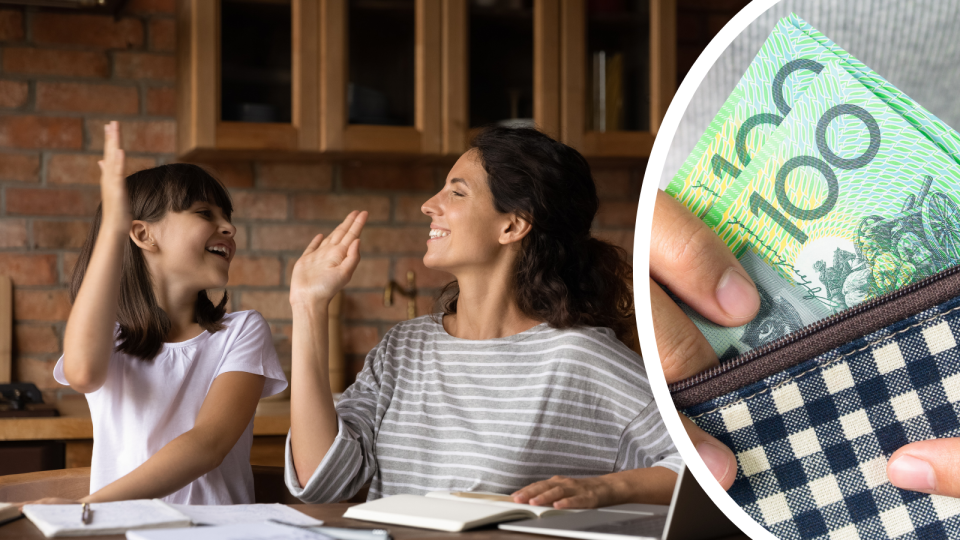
666, 14, 960, 219
704, 62, 960, 314
680, 245, 834, 359
665, 17, 835, 217
789, 14, 960, 166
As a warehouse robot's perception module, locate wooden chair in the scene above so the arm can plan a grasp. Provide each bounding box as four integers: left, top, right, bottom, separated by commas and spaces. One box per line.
0, 466, 300, 504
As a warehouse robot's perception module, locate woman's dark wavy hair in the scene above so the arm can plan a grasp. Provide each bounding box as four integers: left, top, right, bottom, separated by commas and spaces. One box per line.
437, 126, 636, 344
70, 164, 234, 360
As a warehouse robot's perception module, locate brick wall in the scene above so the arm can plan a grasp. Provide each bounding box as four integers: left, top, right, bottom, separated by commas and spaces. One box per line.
0, 3, 642, 392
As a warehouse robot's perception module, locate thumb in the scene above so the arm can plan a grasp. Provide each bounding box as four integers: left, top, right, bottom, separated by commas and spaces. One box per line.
888, 438, 960, 497
681, 413, 737, 490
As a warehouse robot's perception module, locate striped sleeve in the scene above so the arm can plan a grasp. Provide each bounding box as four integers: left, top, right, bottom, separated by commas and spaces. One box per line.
284, 340, 384, 503
615, 399, 683, 474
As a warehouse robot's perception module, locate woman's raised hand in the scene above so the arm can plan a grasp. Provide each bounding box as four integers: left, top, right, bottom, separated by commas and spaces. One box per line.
290, 210, 368, 307
98, 121, 130, 229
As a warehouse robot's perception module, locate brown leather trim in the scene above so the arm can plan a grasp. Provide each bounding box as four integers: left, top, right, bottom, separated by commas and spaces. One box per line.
672, 269, 960, 409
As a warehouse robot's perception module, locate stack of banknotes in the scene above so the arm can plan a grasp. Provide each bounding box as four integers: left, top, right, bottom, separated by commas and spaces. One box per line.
665, 14, 960, 361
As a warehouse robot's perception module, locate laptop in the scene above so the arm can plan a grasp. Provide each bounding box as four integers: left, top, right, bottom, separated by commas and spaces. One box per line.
498, 465, 741, 540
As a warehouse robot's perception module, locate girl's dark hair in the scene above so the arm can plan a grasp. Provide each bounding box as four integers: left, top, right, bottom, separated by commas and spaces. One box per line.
70, 163, 234, 360
438, 126, 636, 344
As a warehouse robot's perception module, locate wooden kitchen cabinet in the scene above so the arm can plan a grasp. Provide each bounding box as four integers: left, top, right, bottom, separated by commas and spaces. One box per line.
319, 0, 443, 154
441, 0, 560, 155
561, 0, 676, 158
177, 0, 320, 159
177, 0, 675, 159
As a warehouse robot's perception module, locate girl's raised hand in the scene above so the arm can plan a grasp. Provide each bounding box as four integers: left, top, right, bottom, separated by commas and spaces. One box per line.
98, 121, 130, 228
290, 210, 368, 307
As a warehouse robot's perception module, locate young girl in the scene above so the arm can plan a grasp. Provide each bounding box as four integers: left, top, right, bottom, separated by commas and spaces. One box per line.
53, 122, 286, 505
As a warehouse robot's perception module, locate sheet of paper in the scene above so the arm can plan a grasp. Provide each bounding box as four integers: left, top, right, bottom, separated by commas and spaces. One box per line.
126, 522, 329, 540
165, 503, 323, 527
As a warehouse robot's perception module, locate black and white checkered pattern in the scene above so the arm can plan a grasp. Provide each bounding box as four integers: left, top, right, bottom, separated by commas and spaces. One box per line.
683, 295, 960, 540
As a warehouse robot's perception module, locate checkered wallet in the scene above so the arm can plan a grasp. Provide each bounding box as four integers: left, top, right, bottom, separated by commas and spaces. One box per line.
671, 266, 960, 540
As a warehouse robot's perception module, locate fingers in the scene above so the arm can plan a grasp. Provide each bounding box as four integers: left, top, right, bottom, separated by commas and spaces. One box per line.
103, 122, 122, 157
100, 121, 125, 177
343, 210, 368, 244
651, 191, 760, 326
529, 486, 566, 507
104, 121, 118, 157
511, 478, 555, 505
513, 478, 603, 508
551, 493, 593, 509
681, 414, 737, 490
343, 238, 361, 270
651, 279, 719, 382
887, 438, 960, 497
302, 233, 324, 256
325, 210, 368, 247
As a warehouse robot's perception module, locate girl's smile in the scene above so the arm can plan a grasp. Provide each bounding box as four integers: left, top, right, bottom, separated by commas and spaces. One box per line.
148, 202, 237, 291
204, 242, 234, 261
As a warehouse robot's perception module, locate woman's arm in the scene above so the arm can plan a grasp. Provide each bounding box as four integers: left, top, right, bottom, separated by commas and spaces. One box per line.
62, 122, 130, 393
288, 211, 367, 487
511, 467, 679, 508
80, 371, 264, 502
514, 376, 683, 508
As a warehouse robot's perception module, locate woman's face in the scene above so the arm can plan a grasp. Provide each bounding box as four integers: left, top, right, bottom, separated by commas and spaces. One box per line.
421, 149, 514, 273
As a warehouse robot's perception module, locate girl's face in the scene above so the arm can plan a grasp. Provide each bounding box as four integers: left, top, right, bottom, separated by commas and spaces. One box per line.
149, 201, 237, 292
421, 149, 514, 273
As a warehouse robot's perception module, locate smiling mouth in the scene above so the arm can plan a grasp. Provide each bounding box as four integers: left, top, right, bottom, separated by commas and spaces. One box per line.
206, 246, 230, 260
429, 229, 449, 239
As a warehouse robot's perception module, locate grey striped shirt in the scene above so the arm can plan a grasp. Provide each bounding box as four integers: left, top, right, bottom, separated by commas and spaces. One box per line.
285, 316, 682, 503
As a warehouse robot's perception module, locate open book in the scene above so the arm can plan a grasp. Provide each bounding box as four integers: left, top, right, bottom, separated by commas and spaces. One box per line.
342, 491, 573, 532
22, 500, 321, 538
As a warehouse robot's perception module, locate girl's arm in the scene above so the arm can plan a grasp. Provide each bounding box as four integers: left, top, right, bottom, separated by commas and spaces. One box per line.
80, 371, 264, 502
288, 211, 367, 487
62, 122, 130, 393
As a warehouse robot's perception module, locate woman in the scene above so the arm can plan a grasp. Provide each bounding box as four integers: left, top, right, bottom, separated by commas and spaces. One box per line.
286, 127, 681, 508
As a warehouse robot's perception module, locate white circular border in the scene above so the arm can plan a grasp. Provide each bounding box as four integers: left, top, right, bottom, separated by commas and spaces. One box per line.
635, 1, 783, 539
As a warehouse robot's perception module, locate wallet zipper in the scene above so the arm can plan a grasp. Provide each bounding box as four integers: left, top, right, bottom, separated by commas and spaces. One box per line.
670, 264, 960, 408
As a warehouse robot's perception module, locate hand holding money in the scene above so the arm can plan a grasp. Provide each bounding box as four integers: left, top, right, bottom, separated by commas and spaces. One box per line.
659, 13, 960, 501
650, 192, 759, 489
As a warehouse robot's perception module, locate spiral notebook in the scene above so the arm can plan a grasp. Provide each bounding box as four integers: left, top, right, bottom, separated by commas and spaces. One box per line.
21, 500, 321, 538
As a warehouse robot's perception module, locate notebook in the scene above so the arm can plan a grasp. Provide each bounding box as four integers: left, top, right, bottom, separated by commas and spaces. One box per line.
0, 502, 22, 526
22, 500, 191, 538
342, 492, 573, 532
22, 500, 322, 537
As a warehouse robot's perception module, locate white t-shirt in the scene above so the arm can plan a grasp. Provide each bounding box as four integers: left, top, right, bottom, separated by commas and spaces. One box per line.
54, 310, 287, 505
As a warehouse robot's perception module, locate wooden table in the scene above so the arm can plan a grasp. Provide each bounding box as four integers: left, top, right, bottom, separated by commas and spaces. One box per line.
0, 396, 292, 468
0, 503, 751, 539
